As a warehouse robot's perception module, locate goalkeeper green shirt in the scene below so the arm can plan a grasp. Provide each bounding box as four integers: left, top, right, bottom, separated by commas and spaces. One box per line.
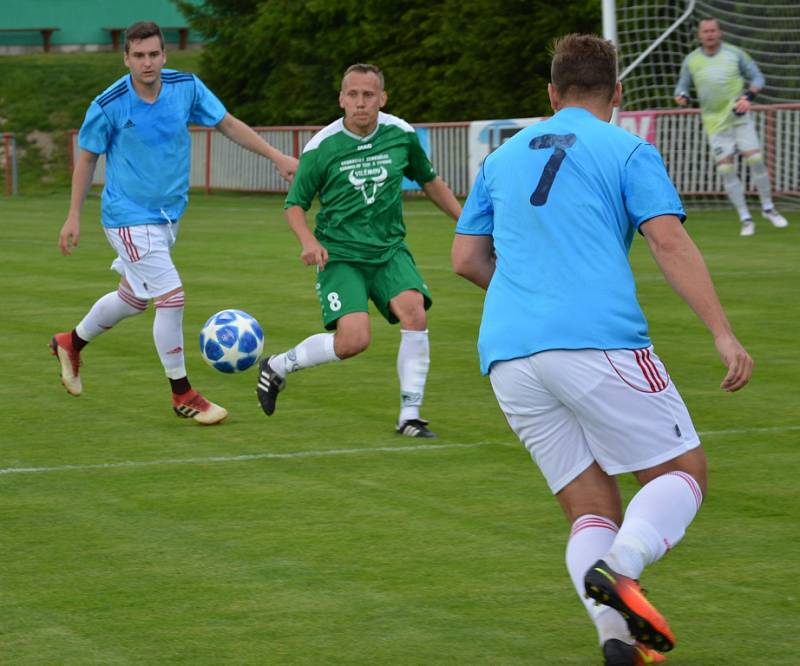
285, 112, 437, 264
674, 42, 765, 137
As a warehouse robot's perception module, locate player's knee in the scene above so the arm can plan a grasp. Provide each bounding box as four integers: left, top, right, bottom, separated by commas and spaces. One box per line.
744, 152, 764, 167
399, 309, 427, 330
716, 162, 736, 175
334, 329, 370, 358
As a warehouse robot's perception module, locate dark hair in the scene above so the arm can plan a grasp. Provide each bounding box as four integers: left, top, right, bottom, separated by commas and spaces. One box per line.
342, 63, 385, 90
124, 21, 164, 53
550, 34, 617, 102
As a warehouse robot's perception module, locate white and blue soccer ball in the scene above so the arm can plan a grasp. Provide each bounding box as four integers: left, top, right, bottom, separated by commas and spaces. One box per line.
199, 309, 264, 373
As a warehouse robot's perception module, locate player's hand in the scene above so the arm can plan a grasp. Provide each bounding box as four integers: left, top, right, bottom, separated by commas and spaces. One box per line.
733, 96, 752, 115
299, 238, 328, 270
714, 332, 752, 392
276, 154, 300, 183
59, 216, 80, 255
674, 95, 689, 107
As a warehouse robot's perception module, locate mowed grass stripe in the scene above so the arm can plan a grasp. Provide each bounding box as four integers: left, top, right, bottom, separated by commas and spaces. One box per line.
2, 425, 799, 477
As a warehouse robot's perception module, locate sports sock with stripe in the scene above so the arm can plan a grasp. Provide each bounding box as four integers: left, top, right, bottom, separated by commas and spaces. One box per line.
75, 285, 147, 342
153, 290, 186, 380
605, 471, 703, 579
567, 514, 631, 645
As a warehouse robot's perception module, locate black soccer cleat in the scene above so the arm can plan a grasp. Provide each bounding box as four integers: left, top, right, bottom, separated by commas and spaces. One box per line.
396, 418, 437, 438
256, 356, 286, 416
585, 560, 675, 653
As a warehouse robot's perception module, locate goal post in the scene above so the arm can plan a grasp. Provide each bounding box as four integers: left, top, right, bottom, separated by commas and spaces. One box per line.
605, 0, 800, 209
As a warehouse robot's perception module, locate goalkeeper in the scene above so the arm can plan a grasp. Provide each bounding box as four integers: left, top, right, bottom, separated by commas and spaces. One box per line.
674, 17, 789, 236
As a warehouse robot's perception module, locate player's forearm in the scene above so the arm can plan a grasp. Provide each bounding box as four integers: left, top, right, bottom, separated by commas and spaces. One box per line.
452, 234, 495, 290
644, 216, 734, 339
68, 151, 99, 218
423, 177, 462, 221
217, 113, 282, 162
284, 205, 316, 245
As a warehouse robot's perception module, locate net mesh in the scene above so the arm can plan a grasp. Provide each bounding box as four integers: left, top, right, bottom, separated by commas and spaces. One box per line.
614, 0, 800, 209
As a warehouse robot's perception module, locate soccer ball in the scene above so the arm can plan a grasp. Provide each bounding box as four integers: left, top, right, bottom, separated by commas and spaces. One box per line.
199, 309, 264, 373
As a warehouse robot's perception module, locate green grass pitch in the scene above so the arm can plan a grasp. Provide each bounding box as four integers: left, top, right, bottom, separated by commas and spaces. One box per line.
1, 192, 797, 664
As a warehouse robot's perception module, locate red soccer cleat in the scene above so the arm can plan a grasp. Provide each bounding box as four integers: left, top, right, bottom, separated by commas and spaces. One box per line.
172, 389, 227, 425
50, 332, 82, 396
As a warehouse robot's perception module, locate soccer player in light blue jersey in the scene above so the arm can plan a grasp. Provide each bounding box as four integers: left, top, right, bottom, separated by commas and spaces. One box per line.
453, 34, 752, 665
51, 21, 298, 424
674, 17, 788, 236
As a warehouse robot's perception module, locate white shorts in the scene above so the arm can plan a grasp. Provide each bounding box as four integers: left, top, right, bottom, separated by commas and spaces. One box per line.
104, 223, 181, 300
489, 347, 700, 494
709, 117, 761, 161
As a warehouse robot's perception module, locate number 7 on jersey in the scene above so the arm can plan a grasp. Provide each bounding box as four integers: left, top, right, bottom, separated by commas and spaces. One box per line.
529, 133, 576, 206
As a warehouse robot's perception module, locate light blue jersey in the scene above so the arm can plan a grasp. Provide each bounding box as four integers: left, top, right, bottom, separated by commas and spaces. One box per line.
456, 107, 685, 375
78, 69, 227, 228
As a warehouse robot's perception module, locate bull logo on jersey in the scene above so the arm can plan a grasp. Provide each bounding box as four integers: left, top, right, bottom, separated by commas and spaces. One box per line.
348, 166, 388, 205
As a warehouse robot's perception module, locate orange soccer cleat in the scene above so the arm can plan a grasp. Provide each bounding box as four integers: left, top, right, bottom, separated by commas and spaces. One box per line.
585, 560, 675, 652
603, 638, 667, 665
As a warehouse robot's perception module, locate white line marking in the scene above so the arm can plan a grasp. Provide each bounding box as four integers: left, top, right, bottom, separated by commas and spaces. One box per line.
0, 441, 498, 476
1, 425, 797, 477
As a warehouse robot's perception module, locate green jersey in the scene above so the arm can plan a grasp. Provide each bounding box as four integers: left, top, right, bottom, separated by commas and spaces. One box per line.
674, 42, 765, 136
285, 112, 437, 263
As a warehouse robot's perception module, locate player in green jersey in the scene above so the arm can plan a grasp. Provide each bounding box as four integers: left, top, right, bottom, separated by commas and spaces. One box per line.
256, 63, 462, 437
674, 17, 788, 236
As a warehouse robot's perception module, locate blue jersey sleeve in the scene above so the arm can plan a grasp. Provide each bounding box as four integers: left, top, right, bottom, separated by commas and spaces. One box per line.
456, 165, 494, 235
78, 102, 112, 155
189, 75, 227, 127
623, 143, 685, 228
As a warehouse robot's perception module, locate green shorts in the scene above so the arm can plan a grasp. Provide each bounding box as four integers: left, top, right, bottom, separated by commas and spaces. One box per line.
315, 247, 432, 330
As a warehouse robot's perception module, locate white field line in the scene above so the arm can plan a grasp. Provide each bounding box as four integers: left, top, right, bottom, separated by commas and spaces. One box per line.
1, 425, 798, 477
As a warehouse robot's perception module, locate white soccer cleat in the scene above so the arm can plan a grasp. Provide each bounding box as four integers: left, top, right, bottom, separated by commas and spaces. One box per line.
739, 219, 756, 237
172, 390, 228, 425
762, 208, 789, 228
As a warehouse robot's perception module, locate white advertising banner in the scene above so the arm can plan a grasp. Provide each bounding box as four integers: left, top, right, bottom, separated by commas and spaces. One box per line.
467, 117, 546, 188
467, 111, 660, 189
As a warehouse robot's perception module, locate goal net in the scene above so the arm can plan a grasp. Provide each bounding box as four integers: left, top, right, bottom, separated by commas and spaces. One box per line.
610, 0, 800, 210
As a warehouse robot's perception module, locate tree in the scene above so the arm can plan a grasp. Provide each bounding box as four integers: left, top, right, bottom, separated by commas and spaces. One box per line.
176, 0, 601, 125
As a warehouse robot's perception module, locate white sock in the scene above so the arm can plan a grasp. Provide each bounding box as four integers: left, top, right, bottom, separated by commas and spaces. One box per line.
605, 471, 703, 579
153, 291, 186, 380
567, 515, 631, 645
75, 286, 147, 341
719, 168, 751, 221
397, 329, 430, 424
746, 156, 775, 211
270, 333, 339, 376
